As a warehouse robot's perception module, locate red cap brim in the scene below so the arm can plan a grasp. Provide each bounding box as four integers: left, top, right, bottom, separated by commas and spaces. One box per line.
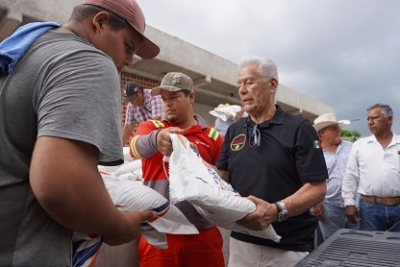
135, 33, 160, 59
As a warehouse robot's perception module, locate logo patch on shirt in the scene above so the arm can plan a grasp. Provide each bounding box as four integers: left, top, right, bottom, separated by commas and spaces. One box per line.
194, 139, 211, 148
231, 134, 246, 151
313, 140, 322, 149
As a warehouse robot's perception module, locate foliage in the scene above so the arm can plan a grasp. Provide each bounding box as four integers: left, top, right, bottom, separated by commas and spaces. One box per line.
340, 127, 361, 142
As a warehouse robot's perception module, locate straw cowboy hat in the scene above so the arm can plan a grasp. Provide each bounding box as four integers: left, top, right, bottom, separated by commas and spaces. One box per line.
313, 113, 350, 132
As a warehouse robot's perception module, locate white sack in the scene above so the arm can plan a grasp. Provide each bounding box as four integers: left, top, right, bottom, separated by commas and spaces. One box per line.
97, 164, 121, 174
118, 171, 141, 181
97, 147, 138, 177
114, 160, 142, 177
169, 134, 281, 242
73, 172, 199, 266
102, 175, 198, 248
122, 146, 133, 162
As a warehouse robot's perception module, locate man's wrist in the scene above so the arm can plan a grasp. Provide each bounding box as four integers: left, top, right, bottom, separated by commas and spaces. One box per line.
274, 201, 288, 222
274, 202, 282, 212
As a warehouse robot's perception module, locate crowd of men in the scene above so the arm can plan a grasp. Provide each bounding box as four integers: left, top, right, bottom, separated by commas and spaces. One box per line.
1, 0, 399, 266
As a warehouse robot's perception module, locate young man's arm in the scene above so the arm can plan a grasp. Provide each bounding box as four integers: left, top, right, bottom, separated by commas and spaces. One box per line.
131, 124, 184, 159
30, 136, 155, 245
122, 103, 136, 145
342, 142, 361, 224
122, 124, 135, 145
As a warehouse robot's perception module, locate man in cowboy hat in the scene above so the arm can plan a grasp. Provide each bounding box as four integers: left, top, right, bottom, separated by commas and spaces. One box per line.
312, 113, 358, 242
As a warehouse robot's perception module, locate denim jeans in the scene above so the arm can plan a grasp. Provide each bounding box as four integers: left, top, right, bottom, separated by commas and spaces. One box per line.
359, 199, 400, 231
319, 201, 359, 241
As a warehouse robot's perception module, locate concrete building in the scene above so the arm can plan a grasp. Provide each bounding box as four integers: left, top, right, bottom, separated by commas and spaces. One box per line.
0, 0, 333, 128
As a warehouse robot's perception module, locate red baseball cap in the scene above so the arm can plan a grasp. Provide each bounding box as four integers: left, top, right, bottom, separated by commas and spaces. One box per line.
82, 0, 160, 59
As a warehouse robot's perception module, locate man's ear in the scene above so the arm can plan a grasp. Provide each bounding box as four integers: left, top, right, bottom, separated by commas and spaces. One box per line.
189, 91, 195, 103
388, 115, 393, 124
92, 11, 111, 32
270, 78, 278, 93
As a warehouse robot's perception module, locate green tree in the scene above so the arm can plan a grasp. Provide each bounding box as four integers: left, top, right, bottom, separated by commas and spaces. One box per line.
340, 127, 361, 142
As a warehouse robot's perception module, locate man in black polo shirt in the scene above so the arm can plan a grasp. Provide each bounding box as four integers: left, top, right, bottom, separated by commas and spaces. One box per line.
216, 56, 328, 267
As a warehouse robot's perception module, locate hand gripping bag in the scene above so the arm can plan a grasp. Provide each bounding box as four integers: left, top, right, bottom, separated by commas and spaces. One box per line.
168, 133, 281, 242
103, 175, 198, 241
72, 174, 198, 267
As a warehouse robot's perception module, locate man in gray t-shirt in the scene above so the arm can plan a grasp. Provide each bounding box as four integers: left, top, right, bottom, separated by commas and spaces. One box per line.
0, 0, 159, 266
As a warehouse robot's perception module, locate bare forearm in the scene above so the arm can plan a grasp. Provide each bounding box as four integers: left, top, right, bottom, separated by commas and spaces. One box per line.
283, 180, 326, 217
41, 174, 126, 236
237, 180, 326, 231
122, 125, 134, 145
30, 137, 128, 238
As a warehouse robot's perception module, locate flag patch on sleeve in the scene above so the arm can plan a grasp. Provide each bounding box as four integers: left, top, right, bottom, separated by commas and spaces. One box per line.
313, 140, 322, 149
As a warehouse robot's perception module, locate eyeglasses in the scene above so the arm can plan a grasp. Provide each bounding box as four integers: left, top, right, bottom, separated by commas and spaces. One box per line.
248, 124, 261, 147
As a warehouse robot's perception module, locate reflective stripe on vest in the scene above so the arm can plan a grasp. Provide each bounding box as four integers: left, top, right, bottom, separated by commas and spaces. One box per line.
149, 120, 165, 128
130, 135, 142, 159
208, 127, 219, 141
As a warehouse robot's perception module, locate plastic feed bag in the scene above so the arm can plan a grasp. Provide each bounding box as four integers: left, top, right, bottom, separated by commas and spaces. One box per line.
73, 175, 198, 267
169, 134, 281, 242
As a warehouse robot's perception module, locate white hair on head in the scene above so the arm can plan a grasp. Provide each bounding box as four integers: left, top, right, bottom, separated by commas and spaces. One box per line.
367, 103, 393, 118
238, 55, 279, 82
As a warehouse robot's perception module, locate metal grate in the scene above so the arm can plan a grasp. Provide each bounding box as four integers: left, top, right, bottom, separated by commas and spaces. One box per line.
296, 229, 400, 267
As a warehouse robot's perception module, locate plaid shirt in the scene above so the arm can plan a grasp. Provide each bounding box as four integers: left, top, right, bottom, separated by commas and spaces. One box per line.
124, 89, 163, 126
323, 140, 353, 207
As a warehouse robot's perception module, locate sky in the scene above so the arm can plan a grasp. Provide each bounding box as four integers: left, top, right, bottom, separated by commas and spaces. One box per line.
137, 0, 400, 137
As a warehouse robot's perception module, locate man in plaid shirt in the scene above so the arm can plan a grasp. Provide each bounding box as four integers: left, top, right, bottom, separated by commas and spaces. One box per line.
122, 82, 163, 145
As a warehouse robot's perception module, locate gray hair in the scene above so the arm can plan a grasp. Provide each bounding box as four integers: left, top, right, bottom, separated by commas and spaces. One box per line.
367, 103, 393, 118
238, 56, 279, 82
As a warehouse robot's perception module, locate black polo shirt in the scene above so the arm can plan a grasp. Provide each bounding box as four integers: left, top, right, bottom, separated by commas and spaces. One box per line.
216, 105, 328, 252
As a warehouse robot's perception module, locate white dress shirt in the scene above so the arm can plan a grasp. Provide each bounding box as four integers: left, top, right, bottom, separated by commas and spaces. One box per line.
342, 133, 400, 206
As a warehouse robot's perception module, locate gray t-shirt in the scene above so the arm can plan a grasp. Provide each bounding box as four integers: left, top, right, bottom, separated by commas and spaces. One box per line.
0, 31, 123, 266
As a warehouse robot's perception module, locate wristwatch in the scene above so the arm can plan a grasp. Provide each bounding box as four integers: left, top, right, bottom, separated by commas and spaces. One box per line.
274, 201, 288, 222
